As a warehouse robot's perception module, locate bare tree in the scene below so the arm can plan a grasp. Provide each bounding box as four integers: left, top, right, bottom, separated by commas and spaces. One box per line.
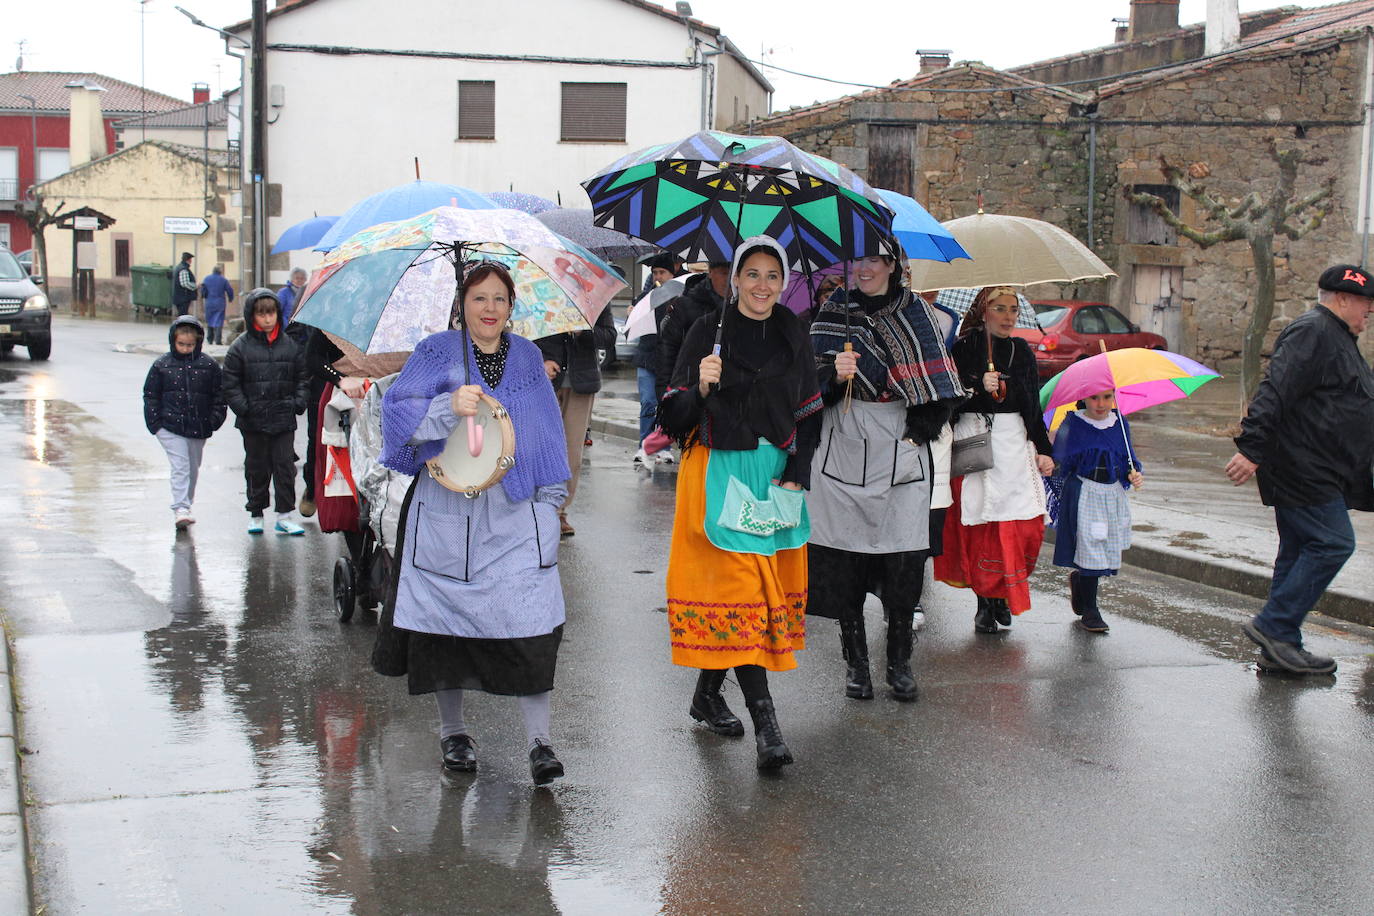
1125, 141, 1336, 407
17, 193, 68, 297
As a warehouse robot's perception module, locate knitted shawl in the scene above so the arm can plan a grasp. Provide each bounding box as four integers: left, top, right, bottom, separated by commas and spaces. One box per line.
380, 331, 570, 502
810, 286, 966, 405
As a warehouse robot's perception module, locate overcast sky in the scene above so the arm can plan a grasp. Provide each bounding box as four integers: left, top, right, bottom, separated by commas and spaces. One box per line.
14, 0, 1301, 108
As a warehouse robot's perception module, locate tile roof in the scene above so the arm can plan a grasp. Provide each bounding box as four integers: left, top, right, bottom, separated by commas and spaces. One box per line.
1243, 0, 1374, 43
35, 139, 237, 189
115, 98, 230, 130
0, 71, 187, 114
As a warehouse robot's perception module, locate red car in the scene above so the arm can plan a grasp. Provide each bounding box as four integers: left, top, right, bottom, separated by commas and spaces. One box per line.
1018, 300, 1167, 379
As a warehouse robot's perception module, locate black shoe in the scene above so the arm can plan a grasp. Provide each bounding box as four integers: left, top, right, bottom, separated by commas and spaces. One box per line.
440, 734, 476, 773
839, 617, 874, 700
745, 698, 793, 771
974, 596, 999, 633
1068, 571, 1084, 616
689, 669, 746, 736
1242, 620, 1336, 674
884, 610, 918, 702
529, 741, 565, 786
1077, 607, 1110, 633
990, 597, 1012, 627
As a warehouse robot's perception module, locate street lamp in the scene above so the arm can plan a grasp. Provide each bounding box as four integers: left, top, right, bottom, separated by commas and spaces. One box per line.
174, 5, 260, 288
17, 94, 36, 198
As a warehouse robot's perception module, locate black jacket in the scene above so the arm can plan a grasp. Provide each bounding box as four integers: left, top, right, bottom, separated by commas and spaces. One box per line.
1235, 304, 1374, 510
143, 315, 226, 439
656, 274, 725, 395
172, 261, 197, 307
535, 304, 617, 394
951, 332, 1053, 455
223, 298, 309, 434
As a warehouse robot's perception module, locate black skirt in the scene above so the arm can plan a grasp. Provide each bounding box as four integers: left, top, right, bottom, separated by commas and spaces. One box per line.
372, 475, 561, 697
806, 542, 928, 620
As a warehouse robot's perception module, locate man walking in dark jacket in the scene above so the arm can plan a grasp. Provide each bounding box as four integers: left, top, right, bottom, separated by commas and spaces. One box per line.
655, 261, 730, 393
172, 252, 198, 318
1226, 264, 1374, 674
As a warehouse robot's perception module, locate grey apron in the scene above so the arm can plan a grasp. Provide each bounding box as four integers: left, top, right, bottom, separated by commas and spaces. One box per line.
807, 399, 932, 553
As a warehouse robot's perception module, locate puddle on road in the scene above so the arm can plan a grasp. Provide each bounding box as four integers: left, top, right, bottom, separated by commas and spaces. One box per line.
0, 397, 135, 470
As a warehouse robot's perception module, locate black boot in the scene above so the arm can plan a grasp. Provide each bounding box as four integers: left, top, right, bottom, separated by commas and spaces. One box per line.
745, 698, 793, 770
990, 597, 1012, 627
974, 596, 999, 633
689, 669, 745, 736
839, 617, 874, 700
1068, 571, 1084, 616
885, 610, 919, 702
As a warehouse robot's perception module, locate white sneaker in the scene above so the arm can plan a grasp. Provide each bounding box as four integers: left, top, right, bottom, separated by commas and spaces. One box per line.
632, 447, 649, 467
174, 509, 194, 530
275, 511, 306, 536
654, 450, 676, 464
913, 610, 927, 631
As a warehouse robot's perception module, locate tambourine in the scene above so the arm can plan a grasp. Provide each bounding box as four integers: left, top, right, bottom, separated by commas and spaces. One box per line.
425, 391, 516, 497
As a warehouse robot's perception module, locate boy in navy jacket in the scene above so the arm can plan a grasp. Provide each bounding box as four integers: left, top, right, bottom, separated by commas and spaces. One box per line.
143, 315, 227, 529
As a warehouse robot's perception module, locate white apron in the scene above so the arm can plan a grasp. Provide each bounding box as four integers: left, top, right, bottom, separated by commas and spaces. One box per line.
955, 412, 1046, 526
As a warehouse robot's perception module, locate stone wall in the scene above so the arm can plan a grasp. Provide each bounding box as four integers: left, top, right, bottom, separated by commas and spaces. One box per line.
1099, 35, 1370, 364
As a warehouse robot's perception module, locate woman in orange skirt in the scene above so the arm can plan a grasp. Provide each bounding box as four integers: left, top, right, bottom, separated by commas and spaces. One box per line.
657, 236, 822, 770
935, 287, 1056, 631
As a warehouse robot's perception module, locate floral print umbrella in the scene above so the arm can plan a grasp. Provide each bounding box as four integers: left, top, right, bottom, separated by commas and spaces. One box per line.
292, 207, 624, 355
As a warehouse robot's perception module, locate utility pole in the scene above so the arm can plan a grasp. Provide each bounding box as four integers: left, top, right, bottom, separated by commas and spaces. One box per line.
251, 0, 268, 289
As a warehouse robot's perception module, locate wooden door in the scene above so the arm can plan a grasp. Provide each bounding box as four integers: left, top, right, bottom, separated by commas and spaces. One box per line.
1132, 264, 1183, 349
868, 126, 917, 196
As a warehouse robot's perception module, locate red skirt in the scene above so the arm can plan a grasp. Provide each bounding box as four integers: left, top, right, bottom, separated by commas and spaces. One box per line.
933, 478, 1045, 613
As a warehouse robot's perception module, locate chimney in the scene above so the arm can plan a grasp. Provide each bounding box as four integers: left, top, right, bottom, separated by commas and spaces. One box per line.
192, 82, 210, 104
65, 80, 108, 167
917, 49, 952, 75
1113, 17, 1130, 43
1128, 0, 1180, 41
1205, 0, 1241, 54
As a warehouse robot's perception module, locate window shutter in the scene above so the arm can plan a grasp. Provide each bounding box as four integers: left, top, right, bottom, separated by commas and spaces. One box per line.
457, 81, 495, 140
560, 83, 626, 142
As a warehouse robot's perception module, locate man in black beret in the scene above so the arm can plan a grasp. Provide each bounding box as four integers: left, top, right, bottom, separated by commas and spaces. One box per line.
1226, 264, 1374, 674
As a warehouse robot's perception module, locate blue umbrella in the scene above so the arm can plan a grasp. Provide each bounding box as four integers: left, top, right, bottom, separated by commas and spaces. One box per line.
314, 180, 498, 251
875, 189, 971, 263
271, 215, 339, 254
486, 191, 558, 215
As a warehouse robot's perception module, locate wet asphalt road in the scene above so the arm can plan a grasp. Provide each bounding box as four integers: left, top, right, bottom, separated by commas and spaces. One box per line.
1, 320, 1373, 915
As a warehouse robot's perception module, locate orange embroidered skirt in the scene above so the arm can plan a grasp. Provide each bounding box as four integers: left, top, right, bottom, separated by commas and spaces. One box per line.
665, 445, 807, 671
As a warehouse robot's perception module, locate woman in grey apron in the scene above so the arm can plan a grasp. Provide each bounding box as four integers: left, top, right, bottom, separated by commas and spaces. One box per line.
807, 250, 966, 701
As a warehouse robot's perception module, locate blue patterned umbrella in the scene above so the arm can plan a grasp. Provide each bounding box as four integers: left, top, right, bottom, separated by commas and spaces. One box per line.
314, 181, 497, 251
582, 130, 896, 276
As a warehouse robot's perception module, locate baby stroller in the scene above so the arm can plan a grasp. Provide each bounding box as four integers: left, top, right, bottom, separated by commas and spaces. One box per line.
329, 373, 413, 622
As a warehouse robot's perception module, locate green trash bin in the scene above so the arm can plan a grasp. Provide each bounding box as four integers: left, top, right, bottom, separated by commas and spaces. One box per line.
131, 264, 173, 316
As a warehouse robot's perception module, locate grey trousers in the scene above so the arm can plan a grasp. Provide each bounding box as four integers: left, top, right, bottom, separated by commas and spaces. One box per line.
155, 429, 206, 513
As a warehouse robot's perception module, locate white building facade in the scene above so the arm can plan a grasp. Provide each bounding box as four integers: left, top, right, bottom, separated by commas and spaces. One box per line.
228, 0, 771, 281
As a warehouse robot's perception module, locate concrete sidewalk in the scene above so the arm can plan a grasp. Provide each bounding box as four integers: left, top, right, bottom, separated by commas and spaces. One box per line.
589, 376, 1373, 627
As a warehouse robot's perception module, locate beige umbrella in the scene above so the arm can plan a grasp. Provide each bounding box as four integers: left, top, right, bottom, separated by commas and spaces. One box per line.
907, 211, 1116, 292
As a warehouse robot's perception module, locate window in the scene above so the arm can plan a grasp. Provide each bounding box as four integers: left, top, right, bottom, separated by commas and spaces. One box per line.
37, 149, 70, 183
560, 82, 626, 142
1127, 183, 1179, 246
457, 80, 495, 140
0, 149, 16, 200
0, 224, 10, 250
1100, 306, 1134, 334
114, 239, 131, 277
1073, 307, 1107, 335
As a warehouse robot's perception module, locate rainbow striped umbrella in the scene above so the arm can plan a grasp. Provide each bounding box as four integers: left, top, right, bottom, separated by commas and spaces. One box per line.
1040, 347, 1220, 432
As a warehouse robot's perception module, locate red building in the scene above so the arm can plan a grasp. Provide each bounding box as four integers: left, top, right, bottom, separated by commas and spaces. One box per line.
0, 71, 187, 253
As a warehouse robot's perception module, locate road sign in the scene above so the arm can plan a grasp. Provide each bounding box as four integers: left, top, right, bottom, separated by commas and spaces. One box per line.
163, 216, 209, 235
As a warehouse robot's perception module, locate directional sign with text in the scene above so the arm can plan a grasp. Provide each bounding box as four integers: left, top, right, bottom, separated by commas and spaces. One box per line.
164, 216, 209, 235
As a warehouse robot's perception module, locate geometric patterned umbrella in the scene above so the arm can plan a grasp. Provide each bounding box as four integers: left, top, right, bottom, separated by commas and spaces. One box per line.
582, 130, 896, 277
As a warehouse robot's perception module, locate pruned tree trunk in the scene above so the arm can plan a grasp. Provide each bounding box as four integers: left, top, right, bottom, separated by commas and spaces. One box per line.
1242, 235, 1276, 405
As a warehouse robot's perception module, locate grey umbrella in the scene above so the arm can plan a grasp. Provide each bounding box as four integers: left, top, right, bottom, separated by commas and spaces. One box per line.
535, 208, 658, 260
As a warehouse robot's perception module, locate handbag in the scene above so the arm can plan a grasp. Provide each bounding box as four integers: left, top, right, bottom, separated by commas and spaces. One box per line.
950, 420, 994, 477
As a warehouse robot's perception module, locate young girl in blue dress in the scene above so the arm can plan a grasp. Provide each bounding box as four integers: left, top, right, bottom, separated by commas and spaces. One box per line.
1050, 391, 1144, 632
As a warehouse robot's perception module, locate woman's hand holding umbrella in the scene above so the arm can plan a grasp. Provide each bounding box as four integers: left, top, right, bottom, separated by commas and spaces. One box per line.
834, 349, 859, 382
698, 353, 722, 398
450, 384, 482, 417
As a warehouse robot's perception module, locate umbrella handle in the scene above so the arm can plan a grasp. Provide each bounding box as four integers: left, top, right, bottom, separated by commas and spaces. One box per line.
466, 414, 484, 458
842, 342, 854, 414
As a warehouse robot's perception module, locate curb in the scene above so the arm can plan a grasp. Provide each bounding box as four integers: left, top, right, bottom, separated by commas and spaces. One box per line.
592, 407, 1374, 628
0, 620, 32, 916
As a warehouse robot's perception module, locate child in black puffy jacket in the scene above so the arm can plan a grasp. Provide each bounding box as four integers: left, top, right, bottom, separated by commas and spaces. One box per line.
143, 315, 226, 529
223, 289, 309, 535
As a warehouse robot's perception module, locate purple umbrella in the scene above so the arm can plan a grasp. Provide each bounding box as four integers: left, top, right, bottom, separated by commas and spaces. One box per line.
486, 191, 559, 215
780, 264, 845, 315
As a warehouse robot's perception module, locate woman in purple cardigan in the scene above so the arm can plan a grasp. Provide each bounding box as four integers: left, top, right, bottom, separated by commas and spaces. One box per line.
377, 261, 572, 786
